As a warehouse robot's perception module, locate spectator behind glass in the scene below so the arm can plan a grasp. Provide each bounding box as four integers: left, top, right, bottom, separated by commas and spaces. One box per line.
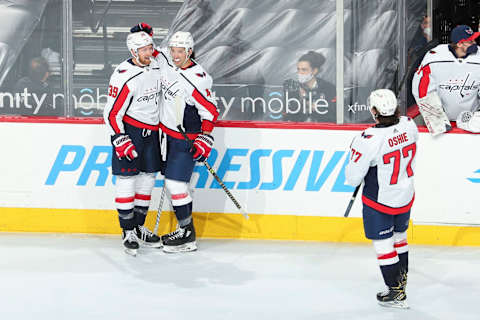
283, 51, 336, 122
13, 57, 60, 116
406, 15, 436, 111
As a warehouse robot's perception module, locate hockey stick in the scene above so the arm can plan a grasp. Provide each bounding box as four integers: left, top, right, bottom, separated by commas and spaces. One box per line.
153, 183, 166, 234
174, 95, 249, 219
344, 184, 360, 217
176, 124, 249, 220
343, 40, 438, 218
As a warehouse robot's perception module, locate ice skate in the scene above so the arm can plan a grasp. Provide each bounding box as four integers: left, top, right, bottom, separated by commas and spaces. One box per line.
162, 222, 197, 253
161, 224, 179, 244
377, 282, 409, 309
122, 229, 139, 256
135, 225, 162, 248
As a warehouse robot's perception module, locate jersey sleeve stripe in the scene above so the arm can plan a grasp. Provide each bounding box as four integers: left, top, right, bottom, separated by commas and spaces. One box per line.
418, 65, 431, 98
201, 119, 215, 132
108, 84, 131, 134
192, 88, 219, 121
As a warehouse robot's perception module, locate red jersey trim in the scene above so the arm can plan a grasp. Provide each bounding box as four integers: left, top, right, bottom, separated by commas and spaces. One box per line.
192, 88, 219, 122
123, 115, 159, 130
201, 119, 215, 132
108, 85, 130, 133
159, 122, 199, 140
418, 65, 431, 98
362, 194, 415, 215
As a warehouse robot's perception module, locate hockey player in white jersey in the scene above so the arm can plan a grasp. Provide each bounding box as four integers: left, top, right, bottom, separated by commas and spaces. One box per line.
412, 25, 480, 134
103, 30, 162, 255
131, 24, 219, 253
345, 89, 419, 309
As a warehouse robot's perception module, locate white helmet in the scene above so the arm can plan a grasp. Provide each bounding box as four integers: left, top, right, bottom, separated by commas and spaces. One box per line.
126, 31, 153, 56
367, 89, 397, 117
168, 31, 194, 53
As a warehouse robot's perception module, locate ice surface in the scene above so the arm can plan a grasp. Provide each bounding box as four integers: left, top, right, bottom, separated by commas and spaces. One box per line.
0, 233, 478, 320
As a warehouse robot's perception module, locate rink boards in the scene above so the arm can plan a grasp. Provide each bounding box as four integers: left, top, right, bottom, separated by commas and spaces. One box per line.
1, 121, 479, 246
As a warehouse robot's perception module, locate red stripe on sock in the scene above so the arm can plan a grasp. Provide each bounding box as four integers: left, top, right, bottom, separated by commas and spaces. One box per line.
171, 193, 188, 200
115, 196, 135, 203
135, 194, 151, 201
377, 251, 398, 260
394, 240, 408, 248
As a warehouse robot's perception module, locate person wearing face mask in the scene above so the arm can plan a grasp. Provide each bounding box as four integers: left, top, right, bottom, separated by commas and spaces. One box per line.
412, 25, 480, 134
406, 15, 436, 115
283, 51, 336, 122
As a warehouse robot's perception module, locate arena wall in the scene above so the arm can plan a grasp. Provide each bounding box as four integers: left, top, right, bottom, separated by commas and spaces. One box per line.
1, 119, 479, 246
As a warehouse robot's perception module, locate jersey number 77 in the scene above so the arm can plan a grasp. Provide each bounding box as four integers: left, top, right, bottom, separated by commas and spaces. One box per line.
382, 143, 417, 185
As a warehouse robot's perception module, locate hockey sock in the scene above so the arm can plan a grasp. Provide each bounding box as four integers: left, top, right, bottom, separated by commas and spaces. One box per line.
132, 172, 155, 226
373, 237, 401, 287
133, 206, 148, 226
394, 231, 409, 273
173, 202, 192, 227
379, 263, 401, 288
118, 209, 135, 230
115, 176, 136, 230
165, 178, 193, 227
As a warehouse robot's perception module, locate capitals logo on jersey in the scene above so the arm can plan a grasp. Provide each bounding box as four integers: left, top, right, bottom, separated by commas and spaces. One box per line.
438, 73, 480, 98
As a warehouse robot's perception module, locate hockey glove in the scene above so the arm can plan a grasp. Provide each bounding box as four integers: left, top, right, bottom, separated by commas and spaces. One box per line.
112, 134, 138, 161
130, 22, 153, 36
456, 111, 480, 133
192, 133, 214, 162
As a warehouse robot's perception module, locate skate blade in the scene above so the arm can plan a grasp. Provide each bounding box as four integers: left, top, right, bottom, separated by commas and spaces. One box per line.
163, 241, 197, 253
138, 240, 163, 248
378, 300, 409, 309
124, 248, 138, 257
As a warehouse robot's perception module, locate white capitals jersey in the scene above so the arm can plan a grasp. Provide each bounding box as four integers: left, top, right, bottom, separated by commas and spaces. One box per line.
103, 59, 161, 135
153, 48, 219, 139
345, 117, 419, 214
412, 44, 480, 120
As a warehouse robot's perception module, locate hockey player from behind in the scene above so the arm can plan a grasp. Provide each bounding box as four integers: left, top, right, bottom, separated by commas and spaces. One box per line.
103, 30, 162, 255
412, 25, 480, 134
130, 24, 219, 253
345, 89, 419, 309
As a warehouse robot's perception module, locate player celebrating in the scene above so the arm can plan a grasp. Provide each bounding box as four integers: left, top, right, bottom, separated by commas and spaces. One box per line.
130, 24, 219, 253
345, 89, 419, 309
103, 29, 162, 256
412, 25, 480, 134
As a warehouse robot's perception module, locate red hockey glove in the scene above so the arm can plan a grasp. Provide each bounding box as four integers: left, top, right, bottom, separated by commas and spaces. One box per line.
192, 134, 214, 162
130, 22, 153, 36
112, 134, 138, 161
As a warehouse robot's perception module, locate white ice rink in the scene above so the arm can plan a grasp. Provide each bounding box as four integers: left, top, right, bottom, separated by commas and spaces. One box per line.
0, 233, 478, 320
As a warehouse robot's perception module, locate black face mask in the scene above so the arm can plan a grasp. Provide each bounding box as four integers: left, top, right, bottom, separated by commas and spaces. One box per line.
466, 44, 478, 55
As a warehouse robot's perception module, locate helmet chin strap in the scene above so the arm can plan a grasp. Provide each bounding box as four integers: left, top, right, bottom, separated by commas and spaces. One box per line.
172, 48, 191, 68
132, 50, 148, 67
